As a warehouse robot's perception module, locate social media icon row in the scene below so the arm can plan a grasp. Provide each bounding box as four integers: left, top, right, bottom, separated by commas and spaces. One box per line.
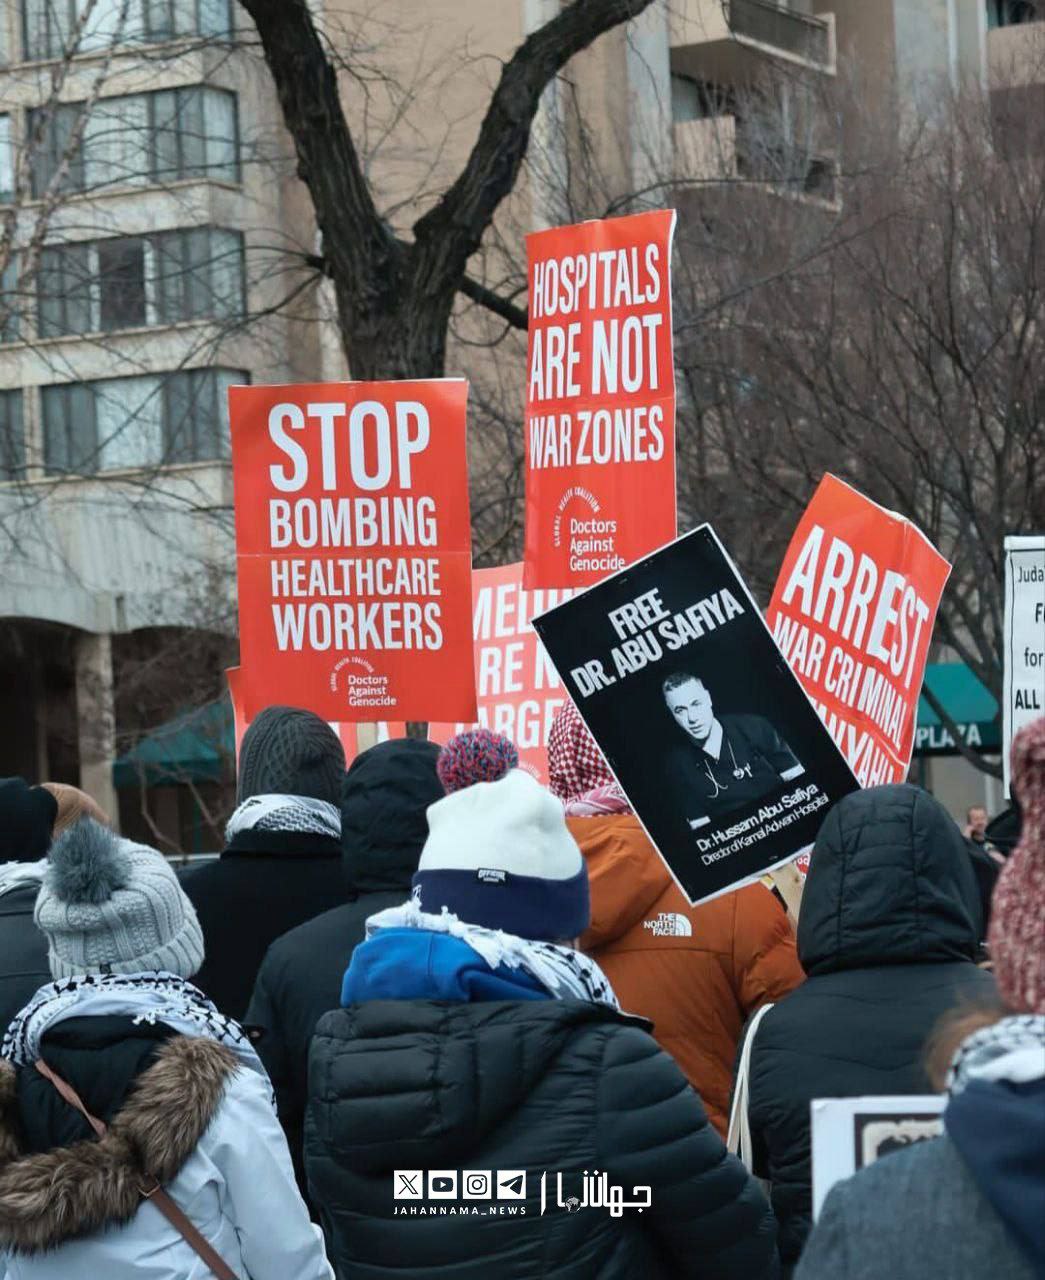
394, 1170, 526, 1200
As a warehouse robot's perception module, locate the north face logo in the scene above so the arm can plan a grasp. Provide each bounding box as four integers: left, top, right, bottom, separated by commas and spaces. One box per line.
643, 912, 693, 938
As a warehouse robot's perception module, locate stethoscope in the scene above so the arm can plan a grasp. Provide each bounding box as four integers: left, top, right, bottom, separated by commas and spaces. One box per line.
702, 737, 753, 799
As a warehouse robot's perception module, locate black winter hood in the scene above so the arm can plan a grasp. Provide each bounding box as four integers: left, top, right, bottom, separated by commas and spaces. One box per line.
309, 999, 633, 1173
340, 739, 442, 897
0, 778, 56, 863
798, 784, 981, 977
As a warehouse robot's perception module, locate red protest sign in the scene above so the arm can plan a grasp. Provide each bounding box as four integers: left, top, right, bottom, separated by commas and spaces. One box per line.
229, 380, 476, 723
767, 475, 951, 786
523, 210, 677, 589
226, 666, 405, 766
428, 563, 576, 783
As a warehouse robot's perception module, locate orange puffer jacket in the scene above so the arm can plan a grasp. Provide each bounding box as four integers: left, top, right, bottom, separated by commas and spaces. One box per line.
572, 813, 804, 1137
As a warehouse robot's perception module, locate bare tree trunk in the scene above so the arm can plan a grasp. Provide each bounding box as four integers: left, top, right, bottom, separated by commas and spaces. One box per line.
236, 0, 652, 376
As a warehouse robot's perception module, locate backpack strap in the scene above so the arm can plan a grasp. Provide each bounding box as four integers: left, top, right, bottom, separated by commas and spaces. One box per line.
34, 1058, 239, 1280
726, 1001, 775, 1172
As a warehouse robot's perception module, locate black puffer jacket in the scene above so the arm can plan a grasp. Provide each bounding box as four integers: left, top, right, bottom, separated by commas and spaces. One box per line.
306, 999, 777, 1280
746, 785, 996, 1271
245, 739, 442, 1190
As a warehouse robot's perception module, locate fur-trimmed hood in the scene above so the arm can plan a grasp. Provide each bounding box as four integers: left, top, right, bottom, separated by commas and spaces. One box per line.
0, 1036, 237, 1254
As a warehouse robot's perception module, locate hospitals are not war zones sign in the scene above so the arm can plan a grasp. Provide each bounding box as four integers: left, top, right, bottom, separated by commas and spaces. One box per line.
229, 379, 477, 723
533, 527, 859, 906
523, 209, 677, 589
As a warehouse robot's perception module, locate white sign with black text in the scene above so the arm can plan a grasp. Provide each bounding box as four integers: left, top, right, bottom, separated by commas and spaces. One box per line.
1003, 535, 1045, 795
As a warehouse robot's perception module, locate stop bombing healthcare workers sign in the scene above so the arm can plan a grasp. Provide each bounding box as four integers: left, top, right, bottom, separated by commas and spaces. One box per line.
226, 667, 405, 766
767, 475, 952, 786
523, 209, 678, 589
428, 564, 576, 783
229, 380, 477, 723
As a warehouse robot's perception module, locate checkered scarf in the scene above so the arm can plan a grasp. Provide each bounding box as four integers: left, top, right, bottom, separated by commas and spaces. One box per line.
947, 1014, 1045, 1094
548, 700, 631, 816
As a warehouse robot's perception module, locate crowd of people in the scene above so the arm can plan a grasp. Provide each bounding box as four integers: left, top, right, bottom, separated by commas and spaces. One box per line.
0, 703, 1040, 1279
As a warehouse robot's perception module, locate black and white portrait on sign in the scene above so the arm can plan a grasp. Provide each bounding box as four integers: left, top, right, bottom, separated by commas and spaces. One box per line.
534, 526, 859, 905
662, 673, 805, 830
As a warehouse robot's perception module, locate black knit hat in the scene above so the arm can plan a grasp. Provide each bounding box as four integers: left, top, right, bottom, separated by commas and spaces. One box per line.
0, 777, 58, 862
237, 706, 346, 805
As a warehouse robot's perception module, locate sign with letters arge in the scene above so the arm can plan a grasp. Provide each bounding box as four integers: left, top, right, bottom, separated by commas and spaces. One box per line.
533, 526, 858, 906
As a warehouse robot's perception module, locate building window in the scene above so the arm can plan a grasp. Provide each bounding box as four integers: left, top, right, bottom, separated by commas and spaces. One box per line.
0, 390, 24, 480
0, 114, 13, 202
29, 86, 239, 196
97, 237, 147, 330
671, 74, 736, 123
152, 227, 244, 324
41, 367, 246, 474
987, 0, 1039, 26
36, 226, 244, 337
1, 256, 20, 343
37, 240, 92, 336
149, 87, 239, 185
21, 0, 233, 61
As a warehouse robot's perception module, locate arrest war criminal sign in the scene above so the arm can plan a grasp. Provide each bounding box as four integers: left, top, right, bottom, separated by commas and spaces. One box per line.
534, 527, 858, 906
229, 380, 476, 723
523, 209, 677, 589
767, 476, 951, 787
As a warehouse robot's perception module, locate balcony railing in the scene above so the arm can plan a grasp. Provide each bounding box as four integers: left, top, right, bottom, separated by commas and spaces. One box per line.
727, 0, 832, 68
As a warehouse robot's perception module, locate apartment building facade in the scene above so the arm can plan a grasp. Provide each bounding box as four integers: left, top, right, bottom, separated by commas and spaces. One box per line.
0, 0, 1039, 838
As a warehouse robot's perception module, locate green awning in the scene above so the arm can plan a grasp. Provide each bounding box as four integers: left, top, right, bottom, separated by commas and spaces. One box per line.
915, 663, 1000, 756
112, 698, 235, 789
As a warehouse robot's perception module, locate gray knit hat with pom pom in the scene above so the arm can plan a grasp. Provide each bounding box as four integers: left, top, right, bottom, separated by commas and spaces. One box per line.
35, 819, 204, 980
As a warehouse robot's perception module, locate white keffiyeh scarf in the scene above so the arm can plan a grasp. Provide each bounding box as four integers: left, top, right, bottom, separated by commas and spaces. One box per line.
225, 793, 341, 842
947, 1014, 1045, 1095
366, 897, 620, 1011
2, 971, 270, 1098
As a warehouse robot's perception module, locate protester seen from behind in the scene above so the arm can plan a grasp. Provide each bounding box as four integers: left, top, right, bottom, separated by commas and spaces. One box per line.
246, 736, 443, 1192
548, 700, 804, 1136
795, 716, 1045, 1280
182, 705, 346, 1020
0, 779, 59, 1034
304, 731, 777, 1280
0, 818, 332, 1280
742, 782, 996, 1272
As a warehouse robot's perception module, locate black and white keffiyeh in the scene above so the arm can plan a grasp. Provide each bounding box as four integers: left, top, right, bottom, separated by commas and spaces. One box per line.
947, 1014, 1045, 1095
2, 971, 268, 1089
366, 897, 620, 1011
0, 860, 46, 899
225, 793, 341, 842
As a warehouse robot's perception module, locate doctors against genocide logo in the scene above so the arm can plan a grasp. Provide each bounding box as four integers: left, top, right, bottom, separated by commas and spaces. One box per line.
392, 1170, 650, 1217
643, 912, 692, 938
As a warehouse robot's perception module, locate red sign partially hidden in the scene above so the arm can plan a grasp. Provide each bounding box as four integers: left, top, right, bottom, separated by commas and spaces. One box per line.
428, 564, 575, 784
229, 380, 476, 723
767, 475, 952, 786
523, 210, 677, 589
226, 667, 405, 767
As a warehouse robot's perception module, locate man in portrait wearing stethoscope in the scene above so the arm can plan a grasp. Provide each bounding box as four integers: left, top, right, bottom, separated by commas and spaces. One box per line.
661, 672, 805, 831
